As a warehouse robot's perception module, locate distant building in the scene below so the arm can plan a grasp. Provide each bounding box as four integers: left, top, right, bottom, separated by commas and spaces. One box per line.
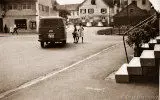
56, 4, 80, 19
0, 0, 58, 33
78, 0, 122, 26
122, 0, 151, 11
113, 2, 150, 26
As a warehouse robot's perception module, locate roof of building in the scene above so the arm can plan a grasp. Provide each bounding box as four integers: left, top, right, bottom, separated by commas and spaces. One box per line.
79, 0, 120, 8
56, 4, 80, 11
114, 3, 148, 17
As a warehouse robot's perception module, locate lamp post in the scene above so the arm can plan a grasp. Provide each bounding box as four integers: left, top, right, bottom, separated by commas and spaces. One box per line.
123, 0, 130, 63
127, 0, 129, 26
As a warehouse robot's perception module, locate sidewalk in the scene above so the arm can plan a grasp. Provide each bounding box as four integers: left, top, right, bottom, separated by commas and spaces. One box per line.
0, 32, 37, 37
0, 33, 12, 37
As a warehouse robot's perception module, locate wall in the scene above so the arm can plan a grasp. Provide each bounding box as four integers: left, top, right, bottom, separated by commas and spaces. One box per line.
0, 4, 2, 18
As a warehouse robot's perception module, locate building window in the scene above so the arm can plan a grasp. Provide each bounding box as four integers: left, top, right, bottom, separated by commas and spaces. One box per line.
81, 17, 85, 20
31, 4, 36, 10
18, 4, 22, 10
142, 0, 146, 5
8, 5, 13, 10
42, 5, 45, 11
45, 6, 49, 12
101, 8, 107, 14
29, 21, 36, 29
15, 19, 27, 29
124, 1, 128, 6
91, 0, 96, 5
88, 9, 94, 14
130, 8, 134, 13
13, 4, 18, 9
80, 9, 86, 14
22, 4, 27, 9
27, 4, 31, 9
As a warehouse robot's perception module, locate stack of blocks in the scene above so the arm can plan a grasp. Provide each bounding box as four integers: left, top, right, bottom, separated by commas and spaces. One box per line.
116, 37, 160, 83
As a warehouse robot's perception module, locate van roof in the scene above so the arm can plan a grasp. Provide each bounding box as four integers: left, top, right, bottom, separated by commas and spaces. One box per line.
40, 16, 64, 19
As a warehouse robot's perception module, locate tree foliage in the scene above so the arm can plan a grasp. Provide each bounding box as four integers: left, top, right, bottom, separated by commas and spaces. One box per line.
59, 10, 70, 19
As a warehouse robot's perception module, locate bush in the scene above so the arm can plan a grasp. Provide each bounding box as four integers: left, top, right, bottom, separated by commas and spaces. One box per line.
97, 28, 113, 35
126, 28, 146, 57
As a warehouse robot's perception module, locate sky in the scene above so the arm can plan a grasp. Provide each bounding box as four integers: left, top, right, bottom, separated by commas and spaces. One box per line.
56, 0, 160, 11
149, 0, 160, 11
56, 0, 84, 4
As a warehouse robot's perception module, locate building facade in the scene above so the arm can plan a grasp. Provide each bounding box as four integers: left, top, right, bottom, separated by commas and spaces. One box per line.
78, 0, 121, 26
113, 2, 149, 26
57, 4, 80, 19
1, 0, 58, 33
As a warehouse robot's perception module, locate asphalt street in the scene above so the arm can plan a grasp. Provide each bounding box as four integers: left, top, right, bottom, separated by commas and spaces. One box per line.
0, 27, 158, 100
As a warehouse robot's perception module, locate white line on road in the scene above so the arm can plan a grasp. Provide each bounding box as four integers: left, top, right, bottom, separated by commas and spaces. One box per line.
0, 43, 120, 99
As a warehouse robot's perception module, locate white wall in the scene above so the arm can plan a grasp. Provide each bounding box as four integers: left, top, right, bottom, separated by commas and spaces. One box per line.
79, 0, 110, 17
0, 4, 2, 18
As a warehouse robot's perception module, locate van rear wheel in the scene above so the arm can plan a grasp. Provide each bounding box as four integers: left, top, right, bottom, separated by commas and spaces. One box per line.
40, 42, 45, 48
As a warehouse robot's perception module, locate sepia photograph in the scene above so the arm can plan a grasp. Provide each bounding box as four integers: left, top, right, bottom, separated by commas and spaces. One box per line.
0, 0, 159, 100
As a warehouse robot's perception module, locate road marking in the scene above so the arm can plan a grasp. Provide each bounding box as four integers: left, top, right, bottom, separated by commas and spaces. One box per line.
86, 87, 106, 91
0, 43, 120, 99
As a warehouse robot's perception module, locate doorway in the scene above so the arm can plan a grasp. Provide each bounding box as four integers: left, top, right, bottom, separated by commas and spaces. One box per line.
0, 18, 3, 32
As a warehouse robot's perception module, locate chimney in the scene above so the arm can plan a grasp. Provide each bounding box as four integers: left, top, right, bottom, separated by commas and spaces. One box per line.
132, 0, 137, 6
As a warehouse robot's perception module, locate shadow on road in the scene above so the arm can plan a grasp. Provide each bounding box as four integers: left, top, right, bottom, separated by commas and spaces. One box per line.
43, 43, 77, 49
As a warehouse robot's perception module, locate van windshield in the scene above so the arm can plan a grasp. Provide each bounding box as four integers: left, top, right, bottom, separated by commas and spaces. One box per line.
39, 19, 64, 28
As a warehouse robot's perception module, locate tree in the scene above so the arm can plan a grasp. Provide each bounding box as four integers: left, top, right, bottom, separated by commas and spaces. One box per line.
59, 10, 70, 19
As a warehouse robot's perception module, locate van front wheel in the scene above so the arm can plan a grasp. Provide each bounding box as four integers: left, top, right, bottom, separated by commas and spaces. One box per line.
62, 40, 66, 45
40, 42, 45, 48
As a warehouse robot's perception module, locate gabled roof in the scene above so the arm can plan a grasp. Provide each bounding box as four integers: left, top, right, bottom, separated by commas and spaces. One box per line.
56, 4, 80, 11
79, 0, 120, 8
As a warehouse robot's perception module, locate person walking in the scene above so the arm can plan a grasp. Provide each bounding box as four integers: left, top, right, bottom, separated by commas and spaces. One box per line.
4, 24, 8, 33
72, 25, 78, 43
78, 23, 84, 43
12, 24, 18, 35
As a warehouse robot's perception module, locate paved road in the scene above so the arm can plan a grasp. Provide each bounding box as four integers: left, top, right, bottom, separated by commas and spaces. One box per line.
0, 27, 158, 100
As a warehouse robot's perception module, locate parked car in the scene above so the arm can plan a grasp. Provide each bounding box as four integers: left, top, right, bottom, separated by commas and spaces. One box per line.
38, 16, 67, 48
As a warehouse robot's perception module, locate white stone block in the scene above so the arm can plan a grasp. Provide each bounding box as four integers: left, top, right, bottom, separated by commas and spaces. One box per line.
115, 64, 129, 83
127, 57, 142, 75
154, 44, 160, 58
149, 39, 157, 49
140, 50, 155, 67
156, 36, 160, 44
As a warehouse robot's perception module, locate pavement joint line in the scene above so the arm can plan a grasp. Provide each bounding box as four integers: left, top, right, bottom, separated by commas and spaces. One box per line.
0, 43, 121, 99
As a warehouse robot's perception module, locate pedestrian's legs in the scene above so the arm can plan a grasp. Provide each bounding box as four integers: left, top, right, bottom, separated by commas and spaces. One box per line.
76, 36, 79, 43
73, 37, 76, 43
12, 30, 15, 35
15, 29, 18, 35
82, 37, 83, 43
